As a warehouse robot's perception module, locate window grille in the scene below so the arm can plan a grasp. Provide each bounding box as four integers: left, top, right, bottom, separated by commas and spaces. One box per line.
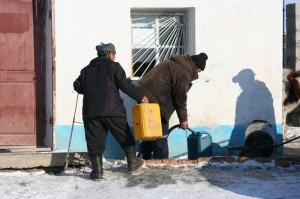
131, 13, 186, 78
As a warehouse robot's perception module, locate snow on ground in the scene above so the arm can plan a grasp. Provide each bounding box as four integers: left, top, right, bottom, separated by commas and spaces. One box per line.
0, 159, 300, 199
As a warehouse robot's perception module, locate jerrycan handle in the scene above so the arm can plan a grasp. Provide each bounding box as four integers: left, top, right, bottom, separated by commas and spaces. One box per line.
168, 124, 197, 136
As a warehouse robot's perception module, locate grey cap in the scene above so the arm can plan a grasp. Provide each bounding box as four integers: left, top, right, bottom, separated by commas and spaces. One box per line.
96, 42, 116, 56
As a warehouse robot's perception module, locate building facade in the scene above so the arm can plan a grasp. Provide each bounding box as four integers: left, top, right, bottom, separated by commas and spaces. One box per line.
0, 0, 283, 158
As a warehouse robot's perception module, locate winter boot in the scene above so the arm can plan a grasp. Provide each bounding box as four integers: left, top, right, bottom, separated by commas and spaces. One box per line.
124, 146, 145, 172
89, 156, 103, 181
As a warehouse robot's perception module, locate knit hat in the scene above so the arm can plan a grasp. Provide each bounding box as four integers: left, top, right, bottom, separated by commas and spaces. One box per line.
96, 42, 116, 56
191, 53, 208, 70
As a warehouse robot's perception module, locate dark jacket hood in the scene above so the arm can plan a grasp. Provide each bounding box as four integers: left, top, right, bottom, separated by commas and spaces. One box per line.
170, 55, 199, 81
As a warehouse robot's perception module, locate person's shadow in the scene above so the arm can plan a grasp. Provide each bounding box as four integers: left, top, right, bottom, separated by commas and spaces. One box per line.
229, 68, 278, 156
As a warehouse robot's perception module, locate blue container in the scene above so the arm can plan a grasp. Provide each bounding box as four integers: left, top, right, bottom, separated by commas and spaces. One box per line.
187, 131, 212, 160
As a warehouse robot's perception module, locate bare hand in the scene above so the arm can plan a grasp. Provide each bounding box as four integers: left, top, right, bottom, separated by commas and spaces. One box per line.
180, 121, 188, 129
141, 96, 149, 103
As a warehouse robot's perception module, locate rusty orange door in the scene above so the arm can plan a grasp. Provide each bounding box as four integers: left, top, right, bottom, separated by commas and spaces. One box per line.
0, 0, 36, 145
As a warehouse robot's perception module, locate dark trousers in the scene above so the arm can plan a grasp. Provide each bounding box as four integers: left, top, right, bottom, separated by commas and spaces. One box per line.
139, 117, 169, 159
84, 116, 135, 157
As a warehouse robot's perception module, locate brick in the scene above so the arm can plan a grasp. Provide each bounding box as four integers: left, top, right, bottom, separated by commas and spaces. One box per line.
222, 156, 236, 163
209, 157, 224, 163
162, 159, 177, 165
177, 159, 197, 165
197, 157, 212, 163
237, 157, 251, 163
255, 157, 272, 164
145, 159, 163, 164
275, 159, 291, 168
113, 160, 123, 165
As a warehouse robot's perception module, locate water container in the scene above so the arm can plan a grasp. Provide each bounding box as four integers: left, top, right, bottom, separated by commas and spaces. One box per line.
244, 120, 275, 157
132, 103, 162, 140
187, 131, 212, 160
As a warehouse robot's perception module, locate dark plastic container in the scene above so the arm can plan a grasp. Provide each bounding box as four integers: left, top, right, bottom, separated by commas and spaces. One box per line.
187, 131, 212, 160
244, 120, 275, 157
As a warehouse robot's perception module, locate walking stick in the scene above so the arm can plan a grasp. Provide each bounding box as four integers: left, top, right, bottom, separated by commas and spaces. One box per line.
64, 93, 79, 170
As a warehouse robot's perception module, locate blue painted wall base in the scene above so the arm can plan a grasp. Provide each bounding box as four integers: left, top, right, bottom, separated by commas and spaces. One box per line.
55, 124, 283, 159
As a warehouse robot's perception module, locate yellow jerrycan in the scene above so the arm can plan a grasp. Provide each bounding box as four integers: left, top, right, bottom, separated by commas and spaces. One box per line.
132, 103, 163, 140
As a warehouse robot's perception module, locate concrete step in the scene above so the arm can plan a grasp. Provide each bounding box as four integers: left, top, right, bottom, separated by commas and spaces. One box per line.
0, 152, 89, 169
283, 143, 300, 156
0, 147, 51, 153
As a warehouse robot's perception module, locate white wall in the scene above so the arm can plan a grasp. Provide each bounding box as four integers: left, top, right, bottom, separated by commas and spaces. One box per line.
53, 0, 282, 130
186, 0, 283, 127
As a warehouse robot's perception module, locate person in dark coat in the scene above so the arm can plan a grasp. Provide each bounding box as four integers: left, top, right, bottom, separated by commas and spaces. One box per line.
136, 52, 208, 159
73, 42, 149, 180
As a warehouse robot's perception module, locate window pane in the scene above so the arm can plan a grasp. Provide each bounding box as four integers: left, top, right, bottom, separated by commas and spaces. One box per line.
132, 48, 156, 77
132, 28, 155, 46
132, 15, 156, 28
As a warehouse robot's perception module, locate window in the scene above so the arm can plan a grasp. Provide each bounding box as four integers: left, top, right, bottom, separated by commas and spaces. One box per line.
131, 12, 186, 78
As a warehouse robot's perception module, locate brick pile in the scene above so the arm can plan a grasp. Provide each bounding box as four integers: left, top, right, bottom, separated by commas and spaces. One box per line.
114, 156, 300, 168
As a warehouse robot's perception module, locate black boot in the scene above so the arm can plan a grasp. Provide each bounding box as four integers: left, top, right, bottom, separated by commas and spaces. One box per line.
124, 146, 145, 172
89, 156, 103, 181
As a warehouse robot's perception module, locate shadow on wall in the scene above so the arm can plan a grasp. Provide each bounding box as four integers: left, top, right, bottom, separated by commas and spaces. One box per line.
229, 68, 278, 156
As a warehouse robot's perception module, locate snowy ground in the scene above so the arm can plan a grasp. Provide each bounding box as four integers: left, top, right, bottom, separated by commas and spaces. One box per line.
0, 159, 300, 199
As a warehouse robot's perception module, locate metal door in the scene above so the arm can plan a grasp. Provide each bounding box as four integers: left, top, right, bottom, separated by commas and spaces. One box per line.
0, 0, 36, 145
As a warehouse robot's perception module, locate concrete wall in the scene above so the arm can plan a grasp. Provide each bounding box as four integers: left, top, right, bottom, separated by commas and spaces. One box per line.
53, 0, 283, 158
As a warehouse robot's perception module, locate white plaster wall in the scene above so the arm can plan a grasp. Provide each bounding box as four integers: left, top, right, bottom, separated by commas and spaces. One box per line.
54, 0, 282, 128
185, 0, 283, 127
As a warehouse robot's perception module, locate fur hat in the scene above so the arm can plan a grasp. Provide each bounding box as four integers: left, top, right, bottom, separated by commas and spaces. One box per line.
191, 53, 208, 70
96, 42, 116, 56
